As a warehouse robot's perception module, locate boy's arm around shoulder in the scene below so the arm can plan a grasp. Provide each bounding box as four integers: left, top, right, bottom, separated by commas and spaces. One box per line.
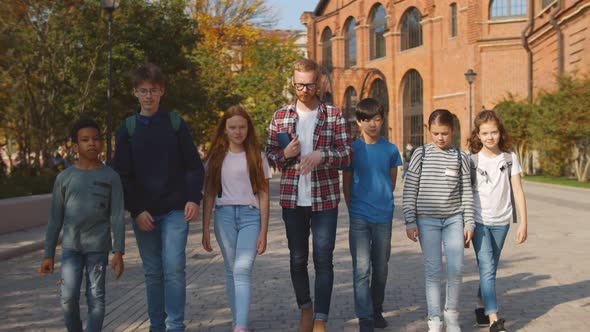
44, 172, 66, 259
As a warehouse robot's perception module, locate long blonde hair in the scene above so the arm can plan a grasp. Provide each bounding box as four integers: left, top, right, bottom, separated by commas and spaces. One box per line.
204, 106, 267, 196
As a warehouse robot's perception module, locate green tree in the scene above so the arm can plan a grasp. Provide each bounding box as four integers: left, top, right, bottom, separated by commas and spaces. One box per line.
533, 75, 590, 181
495, 94, 533, 175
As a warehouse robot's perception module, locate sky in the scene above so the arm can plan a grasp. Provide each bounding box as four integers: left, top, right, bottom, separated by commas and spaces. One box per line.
266, 0, 319, 30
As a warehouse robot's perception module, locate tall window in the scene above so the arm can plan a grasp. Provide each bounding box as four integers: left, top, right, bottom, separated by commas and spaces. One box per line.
344, 87, 358, 138
321, 27, 333, 71
369, 4, 386, 60
490, 0, 526, 18
345, 18, 357, 68
450, 3, 458, 37
402, 69, 424, 147
400, 7, 423, 51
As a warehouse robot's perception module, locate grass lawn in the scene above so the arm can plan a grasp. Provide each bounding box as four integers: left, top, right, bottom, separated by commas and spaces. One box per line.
523, 175, 590, 189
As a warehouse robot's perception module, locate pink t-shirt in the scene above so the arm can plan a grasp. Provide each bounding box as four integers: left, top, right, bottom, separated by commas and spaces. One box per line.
216, 151, 272, 209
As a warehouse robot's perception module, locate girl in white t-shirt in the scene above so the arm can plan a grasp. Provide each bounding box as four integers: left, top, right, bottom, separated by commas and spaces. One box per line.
202, 105, 271, 332
468, 110, 528, 332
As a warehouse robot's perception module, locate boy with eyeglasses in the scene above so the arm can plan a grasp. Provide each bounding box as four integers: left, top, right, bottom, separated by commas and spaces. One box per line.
113, 63, 204, 332
266, 58, 351, 332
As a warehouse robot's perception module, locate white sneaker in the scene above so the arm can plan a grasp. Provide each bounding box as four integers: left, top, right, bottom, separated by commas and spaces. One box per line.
444, 310, 461, 332
427, 316, 443, 332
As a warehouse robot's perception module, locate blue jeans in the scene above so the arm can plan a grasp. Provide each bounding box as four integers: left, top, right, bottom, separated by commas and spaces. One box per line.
349, 218, 392, 320
214, 205, 261, 328
60, 249, 108, 332
417, 214, 464, 319
133, 210, 189, 332
282, 207, 338, 321
472, 223, 510, 315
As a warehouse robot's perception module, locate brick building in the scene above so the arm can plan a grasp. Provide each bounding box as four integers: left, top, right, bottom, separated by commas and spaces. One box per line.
301, 0, 590, 148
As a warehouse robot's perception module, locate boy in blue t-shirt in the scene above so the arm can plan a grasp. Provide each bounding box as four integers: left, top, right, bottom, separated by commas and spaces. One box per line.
343, 98, 402, 332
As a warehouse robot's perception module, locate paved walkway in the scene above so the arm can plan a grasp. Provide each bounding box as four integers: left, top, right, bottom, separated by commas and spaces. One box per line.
0, 178, 589, 331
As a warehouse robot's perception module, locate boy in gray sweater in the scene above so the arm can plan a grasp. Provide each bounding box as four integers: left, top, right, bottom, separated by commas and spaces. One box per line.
39, 119, 125, 332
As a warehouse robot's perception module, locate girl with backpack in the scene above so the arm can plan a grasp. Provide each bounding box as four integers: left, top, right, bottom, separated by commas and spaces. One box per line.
201, 105, 271, 332
403, 109, 474, 332
468, 110, 528, 332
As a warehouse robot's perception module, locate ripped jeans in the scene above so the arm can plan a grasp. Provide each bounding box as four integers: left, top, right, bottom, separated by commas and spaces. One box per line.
60, 249, 108, 332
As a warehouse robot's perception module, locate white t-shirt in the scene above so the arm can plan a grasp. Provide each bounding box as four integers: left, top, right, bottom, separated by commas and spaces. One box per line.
216, 151, 272, 209
296, 106, 318, 207
473, 151, 522, 225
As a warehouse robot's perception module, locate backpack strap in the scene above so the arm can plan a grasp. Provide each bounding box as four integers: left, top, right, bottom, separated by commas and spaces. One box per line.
169, 112, 181, 132
125, 114, 137, 139
457, 148, 463, 201
469, 153, 479, 186
125, 112, 181, 140
502, 152, 517, 223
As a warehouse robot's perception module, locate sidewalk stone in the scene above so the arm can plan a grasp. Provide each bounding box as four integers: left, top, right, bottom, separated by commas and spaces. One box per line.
0, 178, 588, 331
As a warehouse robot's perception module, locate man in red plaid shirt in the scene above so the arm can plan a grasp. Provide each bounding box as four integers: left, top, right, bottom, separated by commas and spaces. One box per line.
267, 58, 351, 332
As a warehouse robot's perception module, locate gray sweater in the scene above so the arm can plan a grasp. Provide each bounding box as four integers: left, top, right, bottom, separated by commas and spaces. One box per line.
44, 165, 125, 258
402, 143, 475, 231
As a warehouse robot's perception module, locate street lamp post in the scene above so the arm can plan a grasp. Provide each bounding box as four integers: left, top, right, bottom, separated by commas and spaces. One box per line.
101, 0, 117, 165
464, 68, 477, 133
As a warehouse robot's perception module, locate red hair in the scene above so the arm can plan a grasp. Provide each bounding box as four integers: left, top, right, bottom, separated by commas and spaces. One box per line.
204, 106, 267, 196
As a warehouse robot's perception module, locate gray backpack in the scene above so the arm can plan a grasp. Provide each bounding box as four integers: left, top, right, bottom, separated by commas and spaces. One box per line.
470, 152, 517, 223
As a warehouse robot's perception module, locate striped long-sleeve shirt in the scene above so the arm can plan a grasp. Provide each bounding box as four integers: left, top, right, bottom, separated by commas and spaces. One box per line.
402, 143, 474, 231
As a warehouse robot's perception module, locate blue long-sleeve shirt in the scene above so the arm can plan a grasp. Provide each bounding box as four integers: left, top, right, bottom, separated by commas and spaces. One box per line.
44, 165, 125, 258
113, 110, 204, 218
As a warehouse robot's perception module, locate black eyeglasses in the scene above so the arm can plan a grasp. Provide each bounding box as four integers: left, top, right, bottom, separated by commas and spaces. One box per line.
293, 82, 318, 91
135, 88, 162, 97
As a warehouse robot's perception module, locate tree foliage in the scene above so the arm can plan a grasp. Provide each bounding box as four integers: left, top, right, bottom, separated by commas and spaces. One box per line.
495, 94, 533, 175
496, 74, 590, 181
1, 0, 299, 177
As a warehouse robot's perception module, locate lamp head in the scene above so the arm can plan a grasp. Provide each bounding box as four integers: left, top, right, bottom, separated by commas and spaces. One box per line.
464, 68, 477, 84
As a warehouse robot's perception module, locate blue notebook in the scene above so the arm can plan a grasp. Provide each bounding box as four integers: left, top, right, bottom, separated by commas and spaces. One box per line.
277, 132, 291, 149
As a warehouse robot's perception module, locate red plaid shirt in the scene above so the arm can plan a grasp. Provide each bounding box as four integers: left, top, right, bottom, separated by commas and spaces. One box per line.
266, 100, 351, 211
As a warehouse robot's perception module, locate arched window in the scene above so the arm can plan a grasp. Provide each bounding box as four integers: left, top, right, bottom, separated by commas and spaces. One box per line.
402, 69, 423, 146
489, 0, 526, 18
450, 3, 458, 37
344, 87, 358, 138
369, 79, 389, 136
400, 7, 423, 51
321, 27, 333, 71
345, 18, 357, 68
369, 4, 386, 60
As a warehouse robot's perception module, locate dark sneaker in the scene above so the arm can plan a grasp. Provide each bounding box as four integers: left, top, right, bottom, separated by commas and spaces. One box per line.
490, 319, 507, 332
359, 319, 374, 332
475, 308, 490, 327
373, 311, 388, 328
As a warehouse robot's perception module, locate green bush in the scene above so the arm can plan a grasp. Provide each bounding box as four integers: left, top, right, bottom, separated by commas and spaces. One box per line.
0, 169, 57, 199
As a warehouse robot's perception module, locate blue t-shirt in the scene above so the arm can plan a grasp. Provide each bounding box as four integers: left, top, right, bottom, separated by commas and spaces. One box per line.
345, 137, 402, 223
